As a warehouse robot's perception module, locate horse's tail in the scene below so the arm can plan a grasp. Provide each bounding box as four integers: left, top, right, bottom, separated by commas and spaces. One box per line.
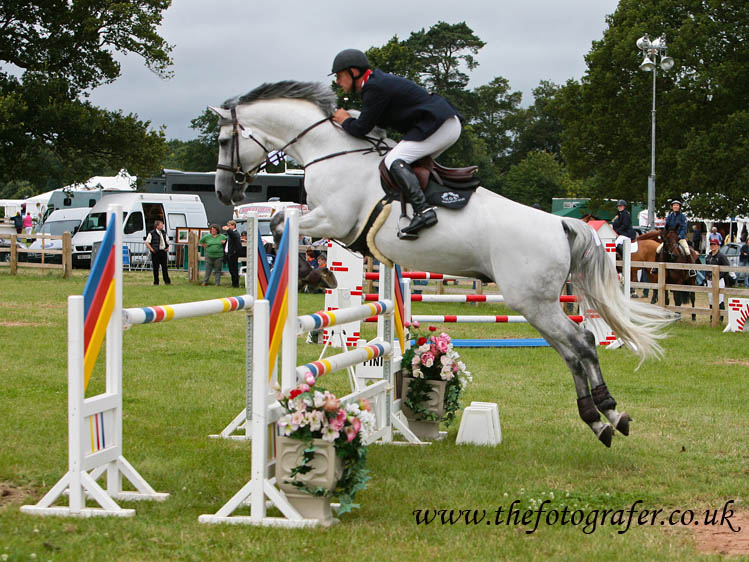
563, 218, 675, 360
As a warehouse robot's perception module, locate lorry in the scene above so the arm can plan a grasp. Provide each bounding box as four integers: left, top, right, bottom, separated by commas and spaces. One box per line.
233, 199, 308, 245
71, 193, 207, 267
143, 168, 306, 226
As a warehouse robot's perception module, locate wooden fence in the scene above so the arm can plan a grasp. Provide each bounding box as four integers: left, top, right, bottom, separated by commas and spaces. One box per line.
628, 260, 749, 327
0, 233, 72, 278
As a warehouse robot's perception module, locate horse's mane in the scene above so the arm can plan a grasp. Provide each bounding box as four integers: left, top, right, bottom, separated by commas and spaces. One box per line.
221, 81, 336, 116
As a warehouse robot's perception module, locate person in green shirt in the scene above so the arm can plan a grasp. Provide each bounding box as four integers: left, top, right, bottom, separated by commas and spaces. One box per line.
199, 224, 227, 286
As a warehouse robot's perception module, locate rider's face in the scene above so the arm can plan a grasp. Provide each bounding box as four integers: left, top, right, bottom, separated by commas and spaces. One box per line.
336, 70, 354, 93
672, 203, 680, 212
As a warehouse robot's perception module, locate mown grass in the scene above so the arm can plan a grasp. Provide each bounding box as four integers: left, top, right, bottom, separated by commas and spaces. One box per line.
0, 270, 747, 561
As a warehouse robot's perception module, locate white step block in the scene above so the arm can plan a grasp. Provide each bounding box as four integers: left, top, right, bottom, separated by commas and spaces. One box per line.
456, 401, 501, 445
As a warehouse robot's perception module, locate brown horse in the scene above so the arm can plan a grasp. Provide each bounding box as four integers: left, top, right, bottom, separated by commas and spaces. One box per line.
628, 233, 662, 298
658, 229, 698, 309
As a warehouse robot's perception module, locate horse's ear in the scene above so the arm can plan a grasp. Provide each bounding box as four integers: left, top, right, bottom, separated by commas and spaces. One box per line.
208, 106, 229, 120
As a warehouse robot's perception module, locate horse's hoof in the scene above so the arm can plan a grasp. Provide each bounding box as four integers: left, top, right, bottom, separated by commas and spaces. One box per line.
597, 424, 613, 447
615, 412, 631, 436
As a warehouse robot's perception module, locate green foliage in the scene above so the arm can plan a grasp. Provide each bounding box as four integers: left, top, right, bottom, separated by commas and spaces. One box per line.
502, 151, 568, 210
556, 0, 749, 216
405, 21, 485, 96
0, 0, 173, 191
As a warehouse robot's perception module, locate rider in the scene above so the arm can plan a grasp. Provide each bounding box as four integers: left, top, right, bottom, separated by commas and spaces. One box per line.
656, 199, 690, 257
611, 199, 636, 256
330, 48, 462, 238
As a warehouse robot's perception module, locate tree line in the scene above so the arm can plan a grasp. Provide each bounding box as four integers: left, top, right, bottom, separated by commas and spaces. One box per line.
1, 2, 746, 219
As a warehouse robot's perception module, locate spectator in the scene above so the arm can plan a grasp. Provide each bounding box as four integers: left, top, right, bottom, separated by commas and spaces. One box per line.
222, 220, 241, 288
317, 253, 327, 269
708, 227, 723, 247
23, 212, 33, 237
11, 212, 23, 234
691, 224, 702, 253
238, 232, 248, 259
611, 199, 636, 255
704, 239, 730, 311
199, 224, 227, 286
305, 248, 319, 269
145, 220, 171, 286
740, 238, 749, 288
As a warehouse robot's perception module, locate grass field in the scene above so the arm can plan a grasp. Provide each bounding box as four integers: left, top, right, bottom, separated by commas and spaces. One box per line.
1, 270, 747, 561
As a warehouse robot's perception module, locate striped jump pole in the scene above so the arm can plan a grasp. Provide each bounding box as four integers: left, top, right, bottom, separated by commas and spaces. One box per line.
123, 295, 253, 328
365, 314, 584, 324
296, 300, 393, 334
363, 293, 580, 304
296, 341, 392, 384
364, 271, 466, 281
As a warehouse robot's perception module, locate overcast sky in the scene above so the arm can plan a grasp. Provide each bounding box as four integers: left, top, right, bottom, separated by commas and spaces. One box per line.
87, 0, 621, 140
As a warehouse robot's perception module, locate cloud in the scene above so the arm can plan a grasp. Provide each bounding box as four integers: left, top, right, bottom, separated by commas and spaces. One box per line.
87, 0, 619, 140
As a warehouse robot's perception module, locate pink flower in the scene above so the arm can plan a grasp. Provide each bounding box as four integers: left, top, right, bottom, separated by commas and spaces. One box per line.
305, 372, 316, 385
412, 320, 420, 328
351, 417, 362, 433
359, 398, 371, 412
299, 383, 310, 393
323, 394, 340, 413
421, 351, 434, 368
330, 409, 346, 431
436, 338, 449, 354
344, 425, 358, 443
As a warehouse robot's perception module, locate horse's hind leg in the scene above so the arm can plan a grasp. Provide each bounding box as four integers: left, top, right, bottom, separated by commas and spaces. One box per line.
574, 329, 631, 437
526, 307, 616, 446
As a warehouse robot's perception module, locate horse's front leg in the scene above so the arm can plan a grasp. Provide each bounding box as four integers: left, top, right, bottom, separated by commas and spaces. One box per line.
297, 207, 349, 239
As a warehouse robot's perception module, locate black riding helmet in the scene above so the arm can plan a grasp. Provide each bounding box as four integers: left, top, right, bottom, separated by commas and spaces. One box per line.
330, 49, 370, 74
617, 200, 627, 207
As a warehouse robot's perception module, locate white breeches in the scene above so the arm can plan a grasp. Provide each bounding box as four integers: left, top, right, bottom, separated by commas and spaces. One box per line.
384, 116, 462, 168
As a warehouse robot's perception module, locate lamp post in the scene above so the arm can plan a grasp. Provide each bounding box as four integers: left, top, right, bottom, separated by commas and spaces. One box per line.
636, 33, 674, 229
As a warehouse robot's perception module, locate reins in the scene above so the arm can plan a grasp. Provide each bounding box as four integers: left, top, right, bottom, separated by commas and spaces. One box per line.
217, 108, 390, 184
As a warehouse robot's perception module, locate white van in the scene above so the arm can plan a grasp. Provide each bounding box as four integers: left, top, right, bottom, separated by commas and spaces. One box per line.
27, 208, 91, 263
72, 193, 207, 267
234, 199, 308, 245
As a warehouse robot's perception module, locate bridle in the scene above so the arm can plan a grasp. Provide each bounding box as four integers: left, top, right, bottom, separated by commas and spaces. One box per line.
216, 106, 390, 185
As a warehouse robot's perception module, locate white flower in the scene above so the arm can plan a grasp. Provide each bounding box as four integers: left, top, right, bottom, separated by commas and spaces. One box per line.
313, 390, 325, 408
412, 368, 423, 379
322, 425, 339, 442
418, 343, 431, 354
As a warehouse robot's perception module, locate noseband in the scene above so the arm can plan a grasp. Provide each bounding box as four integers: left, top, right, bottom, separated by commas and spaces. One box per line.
216, 106, 390, 185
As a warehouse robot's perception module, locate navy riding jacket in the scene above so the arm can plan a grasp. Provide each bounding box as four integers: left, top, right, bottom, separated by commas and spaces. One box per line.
665, 211, 687, 239
611, 210, 636, 240
342, 70, 461, 141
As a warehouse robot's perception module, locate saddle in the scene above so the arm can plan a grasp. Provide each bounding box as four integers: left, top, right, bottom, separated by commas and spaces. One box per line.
379, 157, 479, 193
379, 157, 480, 210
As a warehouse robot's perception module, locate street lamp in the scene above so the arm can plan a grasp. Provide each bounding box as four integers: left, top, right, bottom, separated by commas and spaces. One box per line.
636, 33, 674, 229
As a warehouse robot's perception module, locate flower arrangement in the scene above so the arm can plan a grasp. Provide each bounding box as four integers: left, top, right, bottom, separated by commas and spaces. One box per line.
276, 382, 374, 514
400, 323, 472, 426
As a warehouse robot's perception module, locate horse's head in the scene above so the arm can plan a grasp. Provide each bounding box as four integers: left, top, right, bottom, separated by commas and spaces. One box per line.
209, 105, 272, 206
662, 230, 681, 261
211, 82, 340, 207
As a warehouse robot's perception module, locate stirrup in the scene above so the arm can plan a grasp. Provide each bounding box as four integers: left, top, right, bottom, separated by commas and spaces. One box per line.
397, 214, 419, 240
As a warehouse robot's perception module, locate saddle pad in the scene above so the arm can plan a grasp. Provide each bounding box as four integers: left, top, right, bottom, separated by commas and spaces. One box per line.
424, 179, 476, 209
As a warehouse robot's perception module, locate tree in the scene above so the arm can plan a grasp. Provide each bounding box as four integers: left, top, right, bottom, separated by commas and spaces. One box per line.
555, 0, 749, 217
470, 77, 522, 171
501, 151, 568, 210
510, 81, 564, 167
405, 21, 485, 98
162, 109, 219, 171
0, 1, 173, 191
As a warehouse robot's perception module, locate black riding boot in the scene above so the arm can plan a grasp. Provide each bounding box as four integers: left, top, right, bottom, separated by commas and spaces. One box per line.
389, 159, 438, 237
